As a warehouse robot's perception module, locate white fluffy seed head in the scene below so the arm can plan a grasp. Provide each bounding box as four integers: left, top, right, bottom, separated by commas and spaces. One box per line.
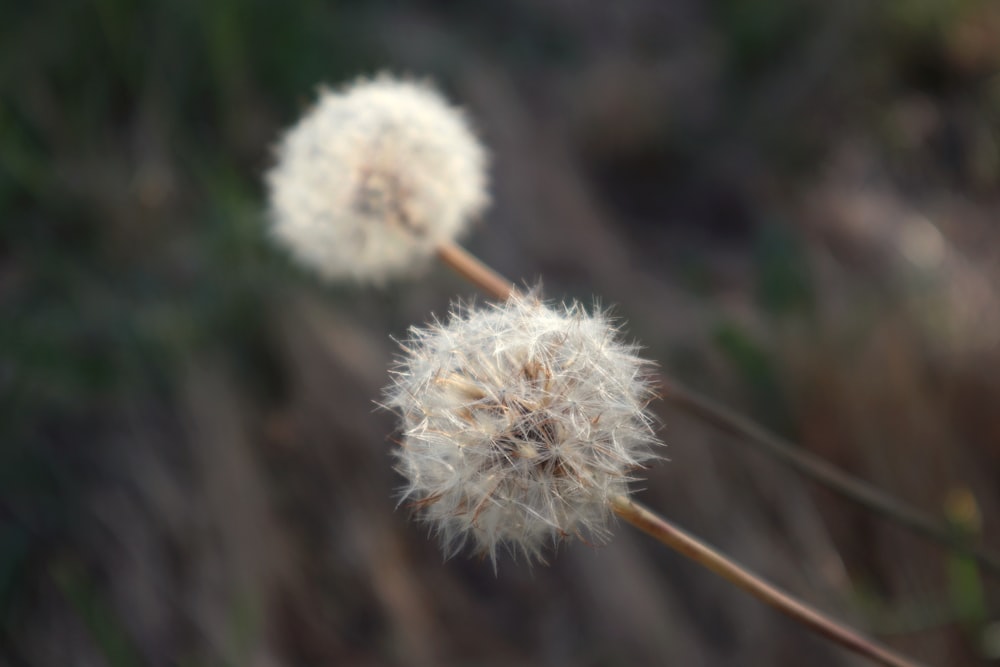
385, 293, 661, 566
266, 74, 489, 284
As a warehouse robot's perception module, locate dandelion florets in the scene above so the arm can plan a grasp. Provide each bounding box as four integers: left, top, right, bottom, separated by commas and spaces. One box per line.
385, 293, 661, 565
266, 74, 489, 284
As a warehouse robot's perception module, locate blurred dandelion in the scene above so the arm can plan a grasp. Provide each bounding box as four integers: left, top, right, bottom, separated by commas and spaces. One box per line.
266, 74, 489, 284
385, 292, 661, 564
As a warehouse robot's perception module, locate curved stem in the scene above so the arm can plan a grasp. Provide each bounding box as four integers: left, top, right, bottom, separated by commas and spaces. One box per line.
434, 241, 1000, 578
611, 496, 924, 667
659, 379, 1000, 577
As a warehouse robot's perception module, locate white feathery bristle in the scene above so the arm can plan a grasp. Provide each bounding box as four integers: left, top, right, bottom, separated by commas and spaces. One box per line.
266, 74, 489, 284
385, 292, 662, 565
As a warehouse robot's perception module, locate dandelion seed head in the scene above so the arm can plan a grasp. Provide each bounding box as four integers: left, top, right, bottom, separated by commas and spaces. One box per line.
385, 293, 661, 565
267, 74, 489, 284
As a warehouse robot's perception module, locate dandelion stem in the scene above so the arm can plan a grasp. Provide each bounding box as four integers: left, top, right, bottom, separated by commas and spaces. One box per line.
611, 495, 924, 667
437, 241, 514, 300
435, 243, 1000, 578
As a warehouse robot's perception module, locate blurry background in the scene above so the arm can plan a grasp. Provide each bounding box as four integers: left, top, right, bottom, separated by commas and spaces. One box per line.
2, 0, 999, 665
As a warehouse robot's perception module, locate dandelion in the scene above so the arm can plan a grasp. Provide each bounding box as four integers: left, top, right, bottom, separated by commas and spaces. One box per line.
385, 292, 661, 564
266, 74, 489, 284
382, 290, 919, 666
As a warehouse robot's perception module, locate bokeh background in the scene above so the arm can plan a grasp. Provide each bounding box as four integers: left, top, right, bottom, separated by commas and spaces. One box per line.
3, 1, 1000, 665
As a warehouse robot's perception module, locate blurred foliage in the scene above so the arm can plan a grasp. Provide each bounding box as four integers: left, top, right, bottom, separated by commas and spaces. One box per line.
945, 489, 989, 630
0, 1, 383, 658
714, 0, 812, 79
752, 222, 815, 318
711, 321, 794, 434
50, 559, 143, 667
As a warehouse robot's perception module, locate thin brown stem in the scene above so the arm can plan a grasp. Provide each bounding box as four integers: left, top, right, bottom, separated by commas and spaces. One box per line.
434, 243, 1000, 578
611, 496, 924, 667
659, 379, 1000, 577
436, 241, 514, 300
